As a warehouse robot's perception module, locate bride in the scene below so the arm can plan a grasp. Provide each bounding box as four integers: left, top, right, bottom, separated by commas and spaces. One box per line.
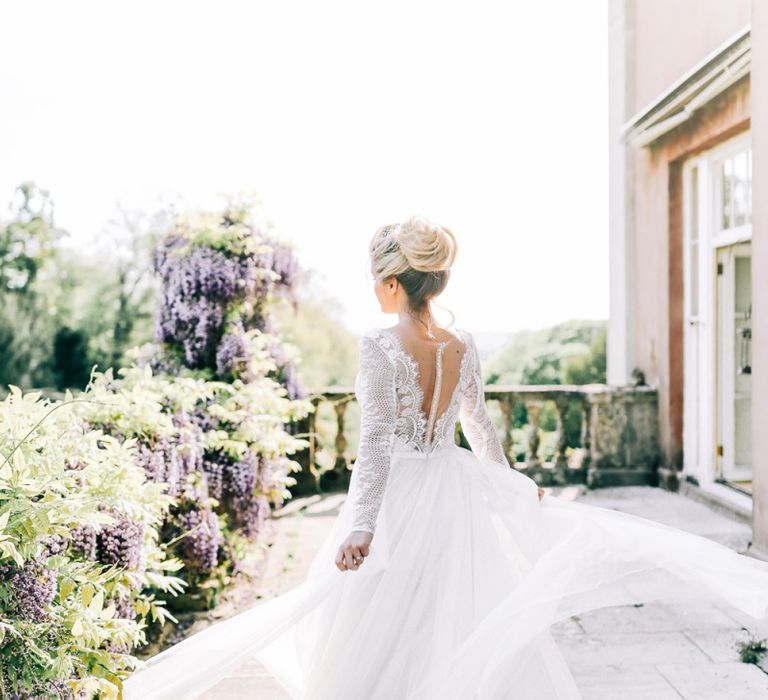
124, 216, 768, 699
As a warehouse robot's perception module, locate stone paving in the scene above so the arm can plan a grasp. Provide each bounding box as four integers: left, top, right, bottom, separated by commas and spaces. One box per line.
199, 487, 768, 699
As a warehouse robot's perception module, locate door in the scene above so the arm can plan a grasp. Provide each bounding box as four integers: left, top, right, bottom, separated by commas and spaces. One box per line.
716, 243, 752, 485
683, 135, 751, 488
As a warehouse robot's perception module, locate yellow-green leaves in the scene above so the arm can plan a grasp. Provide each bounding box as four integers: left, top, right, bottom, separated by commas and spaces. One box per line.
71, 617, 84, 637
0, 387, 184, 693
0, 509, 22, 565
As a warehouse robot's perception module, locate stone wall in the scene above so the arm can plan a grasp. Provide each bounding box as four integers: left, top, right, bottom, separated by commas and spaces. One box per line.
292, 384, 661, 494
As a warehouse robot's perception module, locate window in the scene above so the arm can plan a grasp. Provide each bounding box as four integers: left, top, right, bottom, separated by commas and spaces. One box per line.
719, 147, 752, 230
689, 165, 699, 317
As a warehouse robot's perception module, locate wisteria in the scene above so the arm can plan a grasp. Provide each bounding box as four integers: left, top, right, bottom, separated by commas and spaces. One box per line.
222, 451, 261, 536
1, 386, 186, 697
253, 236, 304, 305
154, 235, 259, 369
224, 450, 259, 500
8, 681, 73, 700
79, 201, 311, 610
42, 534, 67, 557
265, 338, 306, 400
136, 440, 172, 486
152, 206, 304, 380
215, 322, 250, 381
172, 503, 222, 582
145, 202, 309, 574
135, 424, 203, 498
199, 449, 262, 535
96, 512, 145, 571
173, 418, 206, 480
0, 557, 57, 623
114, 593, 137, 620
69, 524, 97, 561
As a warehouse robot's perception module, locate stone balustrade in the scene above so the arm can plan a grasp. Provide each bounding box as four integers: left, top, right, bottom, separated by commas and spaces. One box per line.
290, 384, 660, 495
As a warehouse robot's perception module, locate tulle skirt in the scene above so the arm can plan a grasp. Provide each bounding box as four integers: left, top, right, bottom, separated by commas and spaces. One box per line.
123, 436, 768, 699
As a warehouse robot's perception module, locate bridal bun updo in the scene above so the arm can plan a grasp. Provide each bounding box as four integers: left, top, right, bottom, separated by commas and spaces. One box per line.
369, 215, 457, 314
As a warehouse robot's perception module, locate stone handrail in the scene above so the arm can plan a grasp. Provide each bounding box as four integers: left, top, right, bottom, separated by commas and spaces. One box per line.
290, 384, 660, 494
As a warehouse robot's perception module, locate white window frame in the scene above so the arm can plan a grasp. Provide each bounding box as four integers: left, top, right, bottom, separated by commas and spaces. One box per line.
682, 131, 751, 488
712, 138, 753, 248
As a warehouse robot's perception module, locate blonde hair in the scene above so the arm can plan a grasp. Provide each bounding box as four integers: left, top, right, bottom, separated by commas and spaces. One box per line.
369, 215, 458, 314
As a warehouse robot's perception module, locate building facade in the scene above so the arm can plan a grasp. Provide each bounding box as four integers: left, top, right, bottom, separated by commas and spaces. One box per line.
608, 0, 768, 555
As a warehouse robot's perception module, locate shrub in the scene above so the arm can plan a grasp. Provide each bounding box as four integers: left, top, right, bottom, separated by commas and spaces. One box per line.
737, 636, 768, 665
0, 387, 185, 698
116, 199, 312, 589
0, 197, 313, 696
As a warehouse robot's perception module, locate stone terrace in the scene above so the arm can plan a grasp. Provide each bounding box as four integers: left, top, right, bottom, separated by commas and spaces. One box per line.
200, 487, 768, 700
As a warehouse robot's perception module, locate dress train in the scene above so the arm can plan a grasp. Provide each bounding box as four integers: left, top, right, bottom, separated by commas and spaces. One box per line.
123, 435, 768, 699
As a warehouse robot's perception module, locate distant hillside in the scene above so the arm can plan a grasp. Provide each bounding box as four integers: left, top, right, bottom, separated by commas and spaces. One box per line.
279, 307, 607, 392
482, 319, 607, 386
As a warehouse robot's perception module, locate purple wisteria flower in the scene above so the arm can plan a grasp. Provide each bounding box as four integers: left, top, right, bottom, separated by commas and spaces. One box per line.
173, 503, 222, 580
216, 323, 250, 381
69, 524, 97, 561
0, 557, 57, 622
97, 512, 145, 570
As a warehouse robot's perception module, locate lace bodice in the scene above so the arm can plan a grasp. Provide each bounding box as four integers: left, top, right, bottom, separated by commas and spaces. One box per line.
351, 326, 509, 534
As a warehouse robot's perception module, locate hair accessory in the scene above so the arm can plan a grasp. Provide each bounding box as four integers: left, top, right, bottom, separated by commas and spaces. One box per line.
388, 223, 402, 242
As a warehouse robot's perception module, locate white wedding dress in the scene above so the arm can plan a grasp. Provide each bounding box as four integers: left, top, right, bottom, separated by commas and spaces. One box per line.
124, 326, 768, 700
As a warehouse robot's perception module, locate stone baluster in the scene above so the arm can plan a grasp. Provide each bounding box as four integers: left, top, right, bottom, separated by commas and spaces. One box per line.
552, 395, 570, 474
302, 384, 658, 494
291, 395, 323, 496
580, 394, 592, 474
332, 399, 351, 488
525, 399, 542, 469
317, 394, 348, 491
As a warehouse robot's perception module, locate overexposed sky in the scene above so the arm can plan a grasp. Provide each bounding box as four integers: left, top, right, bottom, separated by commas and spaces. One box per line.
0, 0, 609, 336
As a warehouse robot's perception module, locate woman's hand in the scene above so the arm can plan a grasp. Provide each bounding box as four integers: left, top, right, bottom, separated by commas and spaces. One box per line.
335, 530, 373, 572
538, 487, 545, 501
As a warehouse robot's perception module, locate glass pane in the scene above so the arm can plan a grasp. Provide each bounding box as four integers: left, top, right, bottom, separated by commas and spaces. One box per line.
733, 151, 749, 227
688, 165, 699, 317
734, 253, 751, 472
734, 396, 752, 468
690, 242, 699, 316
747, 149, 752, 224
690, 166, 699, 242
721, 158, 733, 230
735, 255, 751, 313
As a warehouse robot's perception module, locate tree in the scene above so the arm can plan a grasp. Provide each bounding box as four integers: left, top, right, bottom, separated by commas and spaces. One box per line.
0, 182, 65, 388
564, 326, 607, 385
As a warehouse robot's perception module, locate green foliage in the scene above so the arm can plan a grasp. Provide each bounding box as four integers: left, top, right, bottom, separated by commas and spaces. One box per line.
737, 636, 768, 665
0, 184, 161, 392
272, 296, 359, 389
0, 196, 313, 696
564, 326, 607, 385
0, 387, 185, 699
52, 327, 92, 389
0, 182, 62, 294
485, 319, 607, 387
481, 321, 604, 452
0, 183, 66, 389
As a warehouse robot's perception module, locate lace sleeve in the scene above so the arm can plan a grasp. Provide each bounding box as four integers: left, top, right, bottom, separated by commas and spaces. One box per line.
459, 331, 510, 468
350, 332, 397, 535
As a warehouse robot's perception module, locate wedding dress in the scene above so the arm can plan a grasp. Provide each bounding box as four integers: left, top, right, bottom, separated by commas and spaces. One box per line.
123, 326, 768, 700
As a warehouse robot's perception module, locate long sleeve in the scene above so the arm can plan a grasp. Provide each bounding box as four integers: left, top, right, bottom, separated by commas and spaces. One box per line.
350, 333, 397, 534
459, 332, 510, 468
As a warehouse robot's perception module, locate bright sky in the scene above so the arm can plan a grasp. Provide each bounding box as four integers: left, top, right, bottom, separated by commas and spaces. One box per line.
1, 0, 609, 336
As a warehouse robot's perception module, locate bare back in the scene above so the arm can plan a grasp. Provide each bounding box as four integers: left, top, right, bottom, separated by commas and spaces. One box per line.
386, 325, 468, 448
